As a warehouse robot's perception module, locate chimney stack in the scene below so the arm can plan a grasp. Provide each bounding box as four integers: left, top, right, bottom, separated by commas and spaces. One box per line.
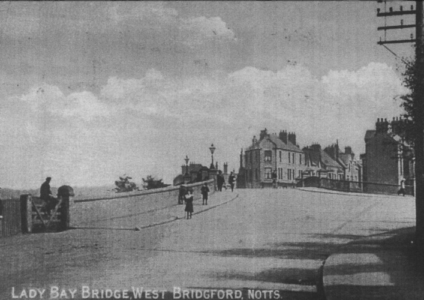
259, 128, 268, 140
345, 146, 352, 154
288, 132, 297, 145
279, 130, 288, 143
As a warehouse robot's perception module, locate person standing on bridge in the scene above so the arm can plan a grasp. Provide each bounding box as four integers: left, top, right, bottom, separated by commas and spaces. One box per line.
178, 185, 186, 204
217, 171, 224, 191
398, 179, 406, 196
201, 183, 210, 205
229, 172, 235, 192
185, 189, 194, 219
40, 177, 58, 215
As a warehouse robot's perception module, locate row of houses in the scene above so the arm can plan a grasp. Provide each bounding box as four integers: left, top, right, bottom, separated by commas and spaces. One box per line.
238, 128, 361, 188
238, 118, 414, 193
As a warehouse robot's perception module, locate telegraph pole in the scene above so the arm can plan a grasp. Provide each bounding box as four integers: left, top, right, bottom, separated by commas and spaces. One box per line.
414, 1, 424, 249
377, 1, 424, 249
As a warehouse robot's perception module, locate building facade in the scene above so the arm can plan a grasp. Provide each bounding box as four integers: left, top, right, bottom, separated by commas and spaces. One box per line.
324, 144, 362, 182
303, 144, 344, 180
244, 129, 306, 188
361, 118, 414, 193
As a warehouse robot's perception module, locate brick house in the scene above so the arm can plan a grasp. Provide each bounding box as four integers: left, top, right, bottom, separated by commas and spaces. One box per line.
303, 144, 344, 180
324, 144, 362, 182
244, 129, 306, 188
361, 118, 414, 193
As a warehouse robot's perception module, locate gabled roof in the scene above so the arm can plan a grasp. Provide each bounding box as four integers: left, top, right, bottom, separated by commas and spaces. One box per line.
304, 147, 343, 170
320, 150, 342, 169
338, 153, 352, 167
246, 134, 302, 153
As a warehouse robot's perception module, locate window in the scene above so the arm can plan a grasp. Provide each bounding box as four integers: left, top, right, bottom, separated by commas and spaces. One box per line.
265, 150, 272, 162
288, 152, 291, 164
265, 168, 272, 179
299, 155, 302, 165
279, 151, 282, 162
292, 153, 295, 164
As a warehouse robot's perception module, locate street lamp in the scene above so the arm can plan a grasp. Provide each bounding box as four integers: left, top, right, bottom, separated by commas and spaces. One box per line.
185, 155, 190, 175
209, 144, 216, 169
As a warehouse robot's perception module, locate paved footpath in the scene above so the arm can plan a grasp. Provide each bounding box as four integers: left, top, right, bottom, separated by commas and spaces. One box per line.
323, 226, 424, 300
0, 188, 416, 300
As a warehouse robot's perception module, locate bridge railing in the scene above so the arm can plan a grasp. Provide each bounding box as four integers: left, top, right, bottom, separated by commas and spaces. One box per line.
300, 176, 413, 196
0, 179, 215, 237
70, 179, 215, 228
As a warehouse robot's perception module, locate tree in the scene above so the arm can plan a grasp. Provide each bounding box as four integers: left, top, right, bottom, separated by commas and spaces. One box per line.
114, 175, 139, 193
142, 175, 169, 190
399, 54, 424, 249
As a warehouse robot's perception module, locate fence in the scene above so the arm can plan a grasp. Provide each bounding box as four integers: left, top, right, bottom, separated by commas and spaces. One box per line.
0, 199, 22, 238
300, 176, 413, 196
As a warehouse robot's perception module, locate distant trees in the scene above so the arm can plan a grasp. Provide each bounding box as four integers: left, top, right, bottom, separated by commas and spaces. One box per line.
114, 175, 139, 193
142, 175, 169, 190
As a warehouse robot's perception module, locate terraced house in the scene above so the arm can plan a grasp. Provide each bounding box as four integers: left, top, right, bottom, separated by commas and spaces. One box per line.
324, 144, 362, 182
244, 129, 306, 188
303, 144, 344, 180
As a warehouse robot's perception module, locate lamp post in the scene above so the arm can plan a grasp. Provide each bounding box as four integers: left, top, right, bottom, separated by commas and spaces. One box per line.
209, 144, 216, 169
185, 155, 189, 175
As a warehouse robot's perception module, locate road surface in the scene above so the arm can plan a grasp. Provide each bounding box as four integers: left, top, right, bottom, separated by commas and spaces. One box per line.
0, 188, 415, 300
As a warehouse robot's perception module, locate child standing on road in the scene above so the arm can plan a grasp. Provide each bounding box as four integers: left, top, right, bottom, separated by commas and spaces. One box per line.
201, 183, 210, 205
185, 189, 194, 219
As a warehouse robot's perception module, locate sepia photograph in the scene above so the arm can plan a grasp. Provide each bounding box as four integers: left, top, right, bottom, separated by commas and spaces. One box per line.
0, 1, 423, 299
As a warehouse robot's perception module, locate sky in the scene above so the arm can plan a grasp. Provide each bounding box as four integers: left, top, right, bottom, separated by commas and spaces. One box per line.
0, 1, 416, 189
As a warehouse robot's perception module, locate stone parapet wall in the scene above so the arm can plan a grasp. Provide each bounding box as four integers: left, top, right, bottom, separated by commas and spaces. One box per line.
70, 180, 214, 228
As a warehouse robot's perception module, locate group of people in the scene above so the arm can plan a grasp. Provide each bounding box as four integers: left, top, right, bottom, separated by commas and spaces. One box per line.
180, 171, 236, 219
179, 183, 211, 219
217, 171, 236, 192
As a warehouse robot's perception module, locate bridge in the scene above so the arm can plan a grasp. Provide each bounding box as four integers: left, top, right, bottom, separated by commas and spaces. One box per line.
0, 186, 415, 300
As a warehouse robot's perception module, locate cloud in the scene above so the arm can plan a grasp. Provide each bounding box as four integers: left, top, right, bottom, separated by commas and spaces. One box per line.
96, 63, 405, 169
0, 63, 406, 189
0, 2, 236, 51
20, 84, 109, 121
